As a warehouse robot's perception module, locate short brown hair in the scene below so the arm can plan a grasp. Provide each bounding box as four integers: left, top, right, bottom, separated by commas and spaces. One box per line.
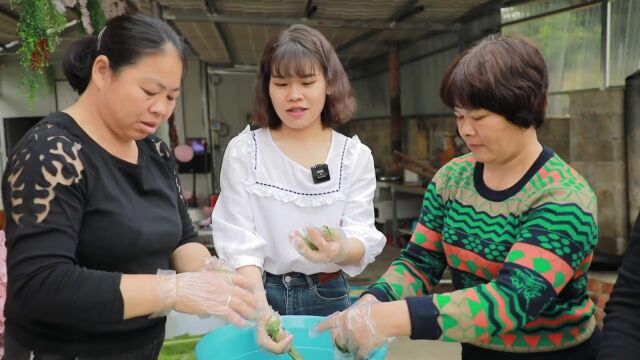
252, 24, 355, 128
440, 34, 548, 129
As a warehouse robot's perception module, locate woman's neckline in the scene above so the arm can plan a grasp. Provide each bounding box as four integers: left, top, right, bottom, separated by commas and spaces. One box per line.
265, 127, 335, 173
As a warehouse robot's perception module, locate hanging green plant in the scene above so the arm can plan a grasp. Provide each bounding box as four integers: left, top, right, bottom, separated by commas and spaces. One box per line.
10, 0, 67, 103
52, 0, 107, 35
87, 0, 107, 34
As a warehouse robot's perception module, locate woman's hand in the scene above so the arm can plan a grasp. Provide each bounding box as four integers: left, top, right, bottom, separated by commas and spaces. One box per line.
317, 294, 389, 359
155, 270, 257, 327
290, 226, 349, 264
255, 304, 294, 354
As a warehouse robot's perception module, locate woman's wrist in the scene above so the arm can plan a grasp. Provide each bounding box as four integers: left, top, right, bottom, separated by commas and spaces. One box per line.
335, 237, 365, 266
373, 301, 412, 338
154, 270, 177, 316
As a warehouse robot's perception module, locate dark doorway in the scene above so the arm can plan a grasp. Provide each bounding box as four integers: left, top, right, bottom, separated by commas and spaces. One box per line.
4, 116, 42, 154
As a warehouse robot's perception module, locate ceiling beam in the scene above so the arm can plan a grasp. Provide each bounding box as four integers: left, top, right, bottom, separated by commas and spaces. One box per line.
456, 0, 508, 22
390, 0, 422, 26
0, 41, 19, 56
338, 0, 424, 54
205, 0, 217, 15
201, 0, 234, 64
162, 10, 453, 31
337, 0, 427, 65
303, 0, 317, 19
0, 9, 17, 26
0, 6, 18, 21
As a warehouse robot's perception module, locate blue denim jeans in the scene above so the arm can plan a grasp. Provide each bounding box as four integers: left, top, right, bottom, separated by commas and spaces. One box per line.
263, 271, 352, 316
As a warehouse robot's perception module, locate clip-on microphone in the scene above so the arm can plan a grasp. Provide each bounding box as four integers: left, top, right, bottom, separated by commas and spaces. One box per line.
310, 163, 330, 184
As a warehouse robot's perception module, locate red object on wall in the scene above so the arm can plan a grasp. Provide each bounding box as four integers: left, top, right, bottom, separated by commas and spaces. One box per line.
209, 194, 219, 208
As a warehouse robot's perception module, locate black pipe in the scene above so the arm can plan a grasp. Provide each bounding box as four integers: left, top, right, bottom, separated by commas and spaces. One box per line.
625, 70, 640, 230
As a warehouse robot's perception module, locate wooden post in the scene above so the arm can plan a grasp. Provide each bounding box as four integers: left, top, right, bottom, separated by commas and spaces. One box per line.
389, 45, 402, 173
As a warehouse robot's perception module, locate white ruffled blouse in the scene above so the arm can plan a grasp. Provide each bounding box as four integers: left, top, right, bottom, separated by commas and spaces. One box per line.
211, 126, 386, 277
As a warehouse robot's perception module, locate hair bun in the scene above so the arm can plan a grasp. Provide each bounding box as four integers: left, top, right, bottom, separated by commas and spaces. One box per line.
62, 36, 98, 94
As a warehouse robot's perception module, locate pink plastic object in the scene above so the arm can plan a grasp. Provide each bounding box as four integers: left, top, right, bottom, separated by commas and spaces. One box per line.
174, 144, 194, 163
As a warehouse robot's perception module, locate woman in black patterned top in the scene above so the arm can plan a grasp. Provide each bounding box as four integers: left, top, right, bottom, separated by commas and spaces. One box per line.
2, 14, 256, 359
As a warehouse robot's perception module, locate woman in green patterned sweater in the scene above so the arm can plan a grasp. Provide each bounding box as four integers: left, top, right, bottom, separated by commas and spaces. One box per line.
318, 34, 601, 359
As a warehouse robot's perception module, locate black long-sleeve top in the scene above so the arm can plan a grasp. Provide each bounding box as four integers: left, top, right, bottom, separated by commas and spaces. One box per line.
598, 212, 640, 359
2, 112, 197, 356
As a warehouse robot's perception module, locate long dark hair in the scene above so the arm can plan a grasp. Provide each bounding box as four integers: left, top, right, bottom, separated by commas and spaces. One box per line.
63, 13, 185, 94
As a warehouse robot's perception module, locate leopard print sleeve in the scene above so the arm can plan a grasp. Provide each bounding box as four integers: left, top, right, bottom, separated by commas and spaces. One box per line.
1, 121, 123, 324
4, 122, 85, 227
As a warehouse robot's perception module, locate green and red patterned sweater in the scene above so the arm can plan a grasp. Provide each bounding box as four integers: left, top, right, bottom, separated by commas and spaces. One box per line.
368, 146, 598, 352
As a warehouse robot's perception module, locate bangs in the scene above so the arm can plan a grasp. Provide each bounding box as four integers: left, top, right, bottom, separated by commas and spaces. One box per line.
439, 34, 549, 128
441, 58, 484, 111
271, 41, 321, 78
440, 44, 505, 113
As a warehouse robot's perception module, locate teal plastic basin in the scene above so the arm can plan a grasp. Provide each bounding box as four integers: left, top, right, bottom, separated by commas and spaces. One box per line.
195, 315, 387, 359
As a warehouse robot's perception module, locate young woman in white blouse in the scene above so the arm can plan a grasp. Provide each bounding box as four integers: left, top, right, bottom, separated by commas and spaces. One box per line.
211, 24, 386, 354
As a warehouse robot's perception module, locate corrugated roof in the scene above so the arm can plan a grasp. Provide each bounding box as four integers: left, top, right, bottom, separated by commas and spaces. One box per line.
0, 0, 501, 66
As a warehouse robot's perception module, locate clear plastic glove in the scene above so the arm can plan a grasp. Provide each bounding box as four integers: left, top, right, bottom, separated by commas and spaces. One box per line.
196, 257, 237, 319
290, 226, 349, 264
317, 294, 389, 360
256, 303, 295, 354
154, 269, 257, 327
202, 256, 235, 273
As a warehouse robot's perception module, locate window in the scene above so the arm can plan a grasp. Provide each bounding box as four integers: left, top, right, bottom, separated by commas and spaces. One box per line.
609, 0, 640, 85
501, 0, 587, 23
503, 4, 602, 92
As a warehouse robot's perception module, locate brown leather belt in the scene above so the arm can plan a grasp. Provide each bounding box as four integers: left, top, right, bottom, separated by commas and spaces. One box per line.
315, 271, 342, 284
265, 271, 342, 284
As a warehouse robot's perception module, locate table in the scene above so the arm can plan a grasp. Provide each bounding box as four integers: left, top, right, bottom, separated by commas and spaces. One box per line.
388, 183, 425, 247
